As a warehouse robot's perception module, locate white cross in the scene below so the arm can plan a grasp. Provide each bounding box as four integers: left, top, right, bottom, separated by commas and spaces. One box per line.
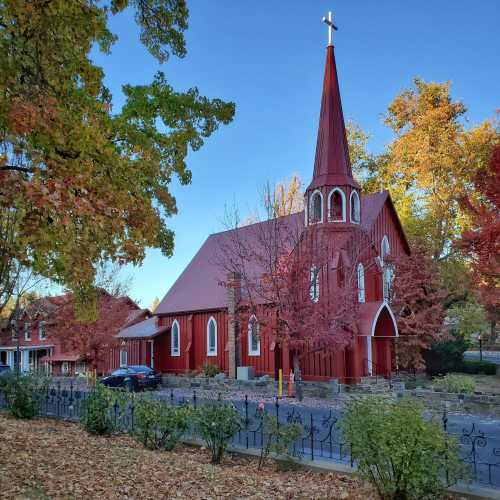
322, 11, 338, 46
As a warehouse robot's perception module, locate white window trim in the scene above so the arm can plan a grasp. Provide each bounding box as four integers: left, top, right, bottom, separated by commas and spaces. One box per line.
349, 190, 361, 224
308, 189, 324, 224
24, 323, 32, 341
119, 349, 128, 367
207, 316, 217, 356
38, 321, 46, 340
310, 265, 320, 303
247, 315, 261, 357
171, 319, 180, 357
327, 188, 346, 222
380, 235, 390, 264
357, 263, 365, 303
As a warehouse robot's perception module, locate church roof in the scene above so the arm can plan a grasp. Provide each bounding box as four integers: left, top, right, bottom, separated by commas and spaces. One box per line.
307, 45, 359, 191
155, 191, 391, 315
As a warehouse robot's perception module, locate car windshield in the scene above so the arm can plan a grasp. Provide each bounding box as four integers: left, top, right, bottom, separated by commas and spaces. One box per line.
111, 369, 132, 376
129, 366, 152, 373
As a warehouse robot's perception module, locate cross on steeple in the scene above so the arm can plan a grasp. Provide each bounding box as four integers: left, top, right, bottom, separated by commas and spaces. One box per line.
322, 11, 338, 46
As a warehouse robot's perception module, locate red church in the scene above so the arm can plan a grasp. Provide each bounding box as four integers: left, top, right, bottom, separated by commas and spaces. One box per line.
114, 27, 410, 383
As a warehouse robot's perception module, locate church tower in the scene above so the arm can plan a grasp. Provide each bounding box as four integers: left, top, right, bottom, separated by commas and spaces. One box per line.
305, 12, 361, 229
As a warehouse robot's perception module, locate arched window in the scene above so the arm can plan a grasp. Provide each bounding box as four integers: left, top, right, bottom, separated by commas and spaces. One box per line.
207, 317, 217, 356
248, 315, 260, 356
328, 188, 346, 222
357, 263, 365, 303
309, 190, 323, 224
350, 190, 360, 223
381, 235, 390, 264
380, 236, 393, 302
310, 265, 320, 302
171, 320, 180, 357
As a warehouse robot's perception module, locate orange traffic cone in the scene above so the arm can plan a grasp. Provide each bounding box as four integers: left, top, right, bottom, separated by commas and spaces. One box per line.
288, 370, 295, 398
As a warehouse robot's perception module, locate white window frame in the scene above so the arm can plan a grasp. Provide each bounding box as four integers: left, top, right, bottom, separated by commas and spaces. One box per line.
171, 319, 180, 357
327, 188, 346, 222
349, 190, 361, 224
310, 265, 320, 303
24, 323, 32, 341
381, 235, 390, 264
120, 349, 128, 367
357, 263, 365, 303
38, 321, 46, 340
308, 189, 324, 224
207, 317, 218, 356
247, 315, 261, 356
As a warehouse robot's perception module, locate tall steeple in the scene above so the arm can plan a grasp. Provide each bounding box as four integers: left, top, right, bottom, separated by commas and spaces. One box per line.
305, 12, 361, 227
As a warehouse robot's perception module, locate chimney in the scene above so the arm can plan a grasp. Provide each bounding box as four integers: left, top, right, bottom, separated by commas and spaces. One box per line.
227, 272, 241, 379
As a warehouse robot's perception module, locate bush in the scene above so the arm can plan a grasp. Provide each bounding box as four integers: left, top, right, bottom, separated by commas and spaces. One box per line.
432, 374, 476, 394
423, 334, 469, 376
193, 399, 241, 464
134, 398, 191, 451
80, 383, 126, 435
341, 397, 465, 500
201, 363, 220, 378
460, 360, 497, 375
258, 412, 303, 470
0, 373, 48, 419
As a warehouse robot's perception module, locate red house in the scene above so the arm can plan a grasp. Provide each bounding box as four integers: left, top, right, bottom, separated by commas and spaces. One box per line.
0, 291, 145, 375
115, 37, 410, 382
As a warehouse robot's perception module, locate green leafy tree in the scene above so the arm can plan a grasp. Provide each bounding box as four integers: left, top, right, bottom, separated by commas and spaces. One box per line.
0, 1, 234, 315
448, 297, 489, 341
341, 397, 465, 500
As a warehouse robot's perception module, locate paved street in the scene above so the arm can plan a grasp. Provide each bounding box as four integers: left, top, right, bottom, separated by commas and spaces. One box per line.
465, 351, 500, 365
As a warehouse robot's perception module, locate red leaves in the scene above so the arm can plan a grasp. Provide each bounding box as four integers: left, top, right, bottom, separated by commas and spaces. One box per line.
388, 246, 447, 369
456, 145, 500, 318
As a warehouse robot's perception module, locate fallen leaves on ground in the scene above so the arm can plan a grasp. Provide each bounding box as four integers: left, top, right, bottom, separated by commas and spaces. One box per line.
0, 416, 374, 499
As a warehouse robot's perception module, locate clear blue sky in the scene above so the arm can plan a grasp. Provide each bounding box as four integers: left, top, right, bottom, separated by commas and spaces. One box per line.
91, 0, 500, 308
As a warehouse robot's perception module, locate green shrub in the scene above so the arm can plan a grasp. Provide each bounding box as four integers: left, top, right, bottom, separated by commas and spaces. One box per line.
80, 383, 126, 435
432, 374, 476, 394
341, 397, 465, 500
201, 363, 220, 378
134, 398, 191, 451
423, 334, 469, 376
0, 373, 48, 419
193, 399, 241, 464
258, 412, 303, 470
460, 360, 497, 375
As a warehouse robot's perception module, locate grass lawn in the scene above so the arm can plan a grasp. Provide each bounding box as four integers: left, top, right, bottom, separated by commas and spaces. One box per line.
0, 416, 374, 499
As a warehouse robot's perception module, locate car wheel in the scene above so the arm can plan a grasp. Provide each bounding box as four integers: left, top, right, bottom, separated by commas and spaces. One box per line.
125, 380, 134, 392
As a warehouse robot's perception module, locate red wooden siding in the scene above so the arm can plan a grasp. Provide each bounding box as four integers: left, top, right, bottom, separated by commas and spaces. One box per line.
158, 311, 229, 374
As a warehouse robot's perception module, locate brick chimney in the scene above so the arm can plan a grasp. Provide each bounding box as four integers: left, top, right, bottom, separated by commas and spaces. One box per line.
227, 272, 241, 379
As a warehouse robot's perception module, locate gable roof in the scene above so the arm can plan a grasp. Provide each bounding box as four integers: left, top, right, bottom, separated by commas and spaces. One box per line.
116, 316, 169, 339
156, 191, 406, 315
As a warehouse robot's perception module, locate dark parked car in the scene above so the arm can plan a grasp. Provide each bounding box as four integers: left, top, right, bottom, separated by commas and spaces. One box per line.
100, 366, 161, 392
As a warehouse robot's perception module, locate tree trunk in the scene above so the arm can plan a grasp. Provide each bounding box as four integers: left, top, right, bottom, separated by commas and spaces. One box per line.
293, 352, 303, 402
489, 319, 498, 346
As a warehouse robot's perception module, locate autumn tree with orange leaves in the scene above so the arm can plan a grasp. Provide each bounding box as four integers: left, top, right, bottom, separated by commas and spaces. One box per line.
0, 1, 234, 318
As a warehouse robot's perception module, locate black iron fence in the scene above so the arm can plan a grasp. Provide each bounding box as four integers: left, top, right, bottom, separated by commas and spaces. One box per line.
1, 382, 500, 490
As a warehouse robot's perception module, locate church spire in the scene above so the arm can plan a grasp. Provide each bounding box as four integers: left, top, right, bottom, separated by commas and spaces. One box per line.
307, 13, 359, 191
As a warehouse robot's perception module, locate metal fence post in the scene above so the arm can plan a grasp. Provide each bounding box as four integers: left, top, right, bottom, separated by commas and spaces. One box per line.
310, 413, 314, 461
170, 389, 174, 406
193, 390, 197, 410
245, 395, 249, 449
